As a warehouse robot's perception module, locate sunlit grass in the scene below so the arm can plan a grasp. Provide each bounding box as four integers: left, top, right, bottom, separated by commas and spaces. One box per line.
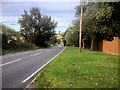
36, 46, 118, 88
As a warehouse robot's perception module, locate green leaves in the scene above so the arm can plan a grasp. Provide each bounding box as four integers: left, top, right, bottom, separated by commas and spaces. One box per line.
65, 25, 79, 47
18, 8, 58, 47
66, 2, 120, 50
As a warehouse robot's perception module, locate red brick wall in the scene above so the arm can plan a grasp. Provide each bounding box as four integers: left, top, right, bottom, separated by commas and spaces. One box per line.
118, 37, 120, 55
86, 37, 120, 55
103, 37, 120, 55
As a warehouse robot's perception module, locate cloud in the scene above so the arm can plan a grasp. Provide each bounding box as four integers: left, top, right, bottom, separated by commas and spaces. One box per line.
1, 2, 78, 33
0, 3, 2, 16
1, 0, 119, 2
37, 2, 78, 11
52, 16, 75, 27
1, 0, 80, 2
55, 26, 68, 33
0, 16, 19, 22
0, 16, 20, 31
1, 2, 78, 16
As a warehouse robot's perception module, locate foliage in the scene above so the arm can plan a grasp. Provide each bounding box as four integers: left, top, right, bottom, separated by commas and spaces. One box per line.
18, 8, 58, 47
62, 30, 68, 46
48, 35, 58, 46
57, 39, 61, 44
80, 2, 114, 50
1, 24, 35, 50
65, 2, 120, 50
65, 19, 79, 47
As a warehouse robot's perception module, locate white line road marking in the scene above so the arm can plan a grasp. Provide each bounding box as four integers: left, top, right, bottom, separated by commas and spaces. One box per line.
31, 52, 42, 56
46, 49, 55, 51
0, 59, 22, 67
22, 47, 66, 83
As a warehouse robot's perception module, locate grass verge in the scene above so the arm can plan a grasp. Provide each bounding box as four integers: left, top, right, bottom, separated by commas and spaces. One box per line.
36, 46, 118, 88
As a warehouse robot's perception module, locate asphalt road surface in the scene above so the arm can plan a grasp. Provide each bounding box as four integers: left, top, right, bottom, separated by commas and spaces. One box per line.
1, 44, 65, 88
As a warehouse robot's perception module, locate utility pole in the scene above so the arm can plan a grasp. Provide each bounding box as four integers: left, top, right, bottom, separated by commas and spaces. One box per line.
79, 1, 83, 52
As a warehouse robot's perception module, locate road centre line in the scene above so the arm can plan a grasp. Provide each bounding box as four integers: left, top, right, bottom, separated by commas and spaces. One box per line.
1, 49, 45, 67
1, 50, 46, 67
46, 49, 55, 51
31, 52, 42, 56
22, 47, 66, 83
0, 59, 22, 67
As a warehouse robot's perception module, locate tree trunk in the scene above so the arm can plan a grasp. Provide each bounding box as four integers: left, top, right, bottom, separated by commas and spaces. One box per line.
90, 38, 95, 51
83, 41, 85, 49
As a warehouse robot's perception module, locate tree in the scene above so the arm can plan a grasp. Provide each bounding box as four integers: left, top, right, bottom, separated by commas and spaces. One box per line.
18, 8, 57, 47
65, 23, 79, 47
18, 10, 33, 42
48, 35, 58, 46
75, 2, 115, 50
98, 2, 120, 40
65, 2, 120, 50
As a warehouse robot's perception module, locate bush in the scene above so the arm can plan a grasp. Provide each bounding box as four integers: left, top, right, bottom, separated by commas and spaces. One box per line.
1, 24, 35, 50
19, 41, 35, 49
48, 36, 58, 46
57, 39, 61, 44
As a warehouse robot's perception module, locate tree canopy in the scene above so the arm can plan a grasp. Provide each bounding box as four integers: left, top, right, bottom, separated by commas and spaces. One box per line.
18, 7, 58, 47
64, 2, 120, 51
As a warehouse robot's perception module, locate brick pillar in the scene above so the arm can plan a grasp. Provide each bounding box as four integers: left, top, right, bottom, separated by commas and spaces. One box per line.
118, 39, 120, 55
114, 37, 119, 55
103, 39, 106, 53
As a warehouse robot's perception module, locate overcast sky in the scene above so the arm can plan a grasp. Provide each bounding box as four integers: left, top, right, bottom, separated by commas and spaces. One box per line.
0, 0, 80, 34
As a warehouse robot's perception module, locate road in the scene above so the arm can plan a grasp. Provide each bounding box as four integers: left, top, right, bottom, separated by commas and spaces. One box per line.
1, 45, 65, 88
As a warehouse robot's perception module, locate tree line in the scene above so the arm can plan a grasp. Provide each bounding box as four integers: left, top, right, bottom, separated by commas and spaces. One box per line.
1, 7, 58, 51
64, 2, 120, 51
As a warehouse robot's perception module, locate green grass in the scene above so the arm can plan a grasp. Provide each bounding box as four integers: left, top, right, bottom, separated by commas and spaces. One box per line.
36, 46, 118, 88
2, 47, 44, 55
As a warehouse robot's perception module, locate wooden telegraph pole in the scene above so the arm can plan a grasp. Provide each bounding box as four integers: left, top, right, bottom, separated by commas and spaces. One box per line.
79, 1, 83, 52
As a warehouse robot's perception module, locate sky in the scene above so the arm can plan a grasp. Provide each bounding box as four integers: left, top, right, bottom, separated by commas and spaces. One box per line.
0, 0, 80, 34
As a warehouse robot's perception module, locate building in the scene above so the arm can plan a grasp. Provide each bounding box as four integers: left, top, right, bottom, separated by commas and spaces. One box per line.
55, 31, 63, 44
